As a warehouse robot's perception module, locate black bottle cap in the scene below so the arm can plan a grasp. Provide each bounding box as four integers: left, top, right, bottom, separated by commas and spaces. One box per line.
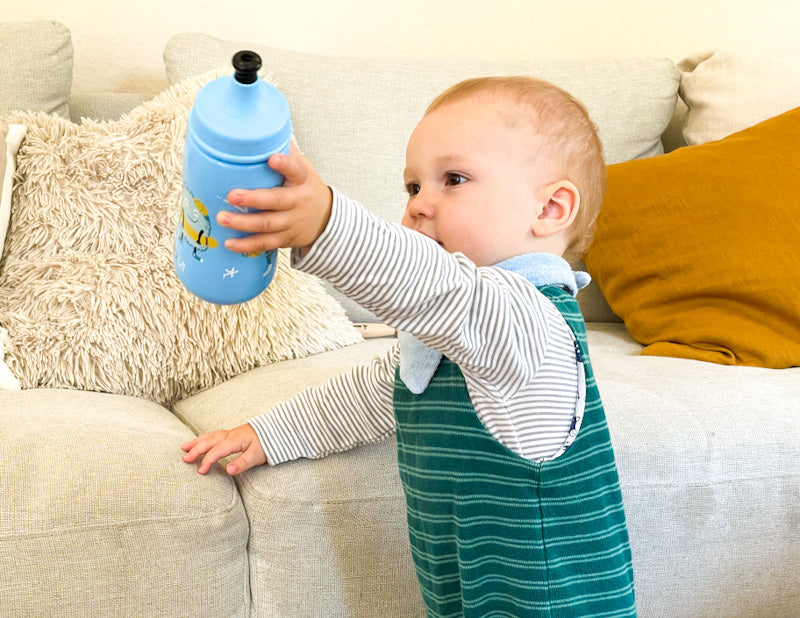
233, 50, 262, 84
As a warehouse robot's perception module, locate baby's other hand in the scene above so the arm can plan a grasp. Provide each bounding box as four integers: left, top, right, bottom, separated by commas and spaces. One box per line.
181, 424, 266, 475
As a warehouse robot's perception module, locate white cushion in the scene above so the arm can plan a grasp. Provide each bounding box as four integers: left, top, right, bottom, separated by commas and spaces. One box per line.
679, 49, 800, 145
0, 123, 24, 260
0, 124, 25, 390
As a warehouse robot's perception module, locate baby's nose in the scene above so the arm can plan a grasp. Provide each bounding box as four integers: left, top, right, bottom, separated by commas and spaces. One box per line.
407, 190, 436, 219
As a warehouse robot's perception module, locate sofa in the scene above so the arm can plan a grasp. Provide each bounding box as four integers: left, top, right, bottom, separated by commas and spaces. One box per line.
1, 19, 798, 618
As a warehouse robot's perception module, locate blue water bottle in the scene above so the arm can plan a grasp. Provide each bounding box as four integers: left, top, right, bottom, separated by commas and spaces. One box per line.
174, 51, 292, 304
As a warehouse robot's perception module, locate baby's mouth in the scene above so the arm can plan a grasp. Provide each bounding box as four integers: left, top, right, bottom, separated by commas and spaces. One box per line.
409, 228, 444, 249
421, 232, 443, 247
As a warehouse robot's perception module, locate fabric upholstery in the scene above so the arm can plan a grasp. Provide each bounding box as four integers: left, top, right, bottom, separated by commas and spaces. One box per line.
173, 338, 426, 618
585, 107, 800, 368
0, 20, 73, 118
0, 388, 250, 616
69, 92, 152, 123
174, 327, 800, 617
679, 49, 800, 145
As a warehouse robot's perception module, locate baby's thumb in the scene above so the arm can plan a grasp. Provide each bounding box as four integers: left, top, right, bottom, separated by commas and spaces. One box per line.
226, 445, 267, 475
268, 148, 309, 187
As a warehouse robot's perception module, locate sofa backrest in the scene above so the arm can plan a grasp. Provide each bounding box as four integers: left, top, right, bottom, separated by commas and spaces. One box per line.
0, 20, 73, 119
2, 21, 682, 324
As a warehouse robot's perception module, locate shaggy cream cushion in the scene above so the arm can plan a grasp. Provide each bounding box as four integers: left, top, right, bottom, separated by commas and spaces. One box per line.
0, 71, 361, 405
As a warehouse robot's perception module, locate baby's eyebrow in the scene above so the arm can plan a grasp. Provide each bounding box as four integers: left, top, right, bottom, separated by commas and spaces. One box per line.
435, 153, 479, 170
434, 154, 460, 167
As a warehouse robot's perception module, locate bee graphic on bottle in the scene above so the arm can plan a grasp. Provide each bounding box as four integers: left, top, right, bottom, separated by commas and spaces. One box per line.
178, 186, 218, 259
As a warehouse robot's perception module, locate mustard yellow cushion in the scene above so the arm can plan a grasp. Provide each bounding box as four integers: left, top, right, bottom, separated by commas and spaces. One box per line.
585, 106, 800, 368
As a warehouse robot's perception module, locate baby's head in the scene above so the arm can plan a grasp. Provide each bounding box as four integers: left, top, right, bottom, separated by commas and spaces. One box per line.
402, 76, 605, 264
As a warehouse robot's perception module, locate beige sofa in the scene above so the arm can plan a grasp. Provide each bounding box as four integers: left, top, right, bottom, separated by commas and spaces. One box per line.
1, 20, 798, 618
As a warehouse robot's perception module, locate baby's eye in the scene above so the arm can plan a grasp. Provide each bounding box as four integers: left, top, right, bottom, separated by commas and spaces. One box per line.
405, 182, 420, 197
445, 173, 468, 187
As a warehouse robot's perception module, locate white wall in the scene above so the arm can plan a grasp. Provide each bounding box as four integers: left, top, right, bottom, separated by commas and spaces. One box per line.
10, 0, 800, 94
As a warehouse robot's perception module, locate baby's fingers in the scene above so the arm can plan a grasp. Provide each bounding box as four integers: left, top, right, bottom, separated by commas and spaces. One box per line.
182, 431, 215, 455
226, 151, 308, 211
181, 436, 200, 452
195, 440, 244, 475
267, 147, 308, 187
181, 430, 227, 462
217, 208, 292, 235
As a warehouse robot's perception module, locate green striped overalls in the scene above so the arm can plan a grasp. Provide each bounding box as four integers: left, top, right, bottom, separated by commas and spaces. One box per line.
393, 286, 636, 617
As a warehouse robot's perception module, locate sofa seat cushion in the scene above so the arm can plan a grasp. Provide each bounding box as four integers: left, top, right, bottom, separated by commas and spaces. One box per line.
174, 330, 799, 617
174, 338, 426, 617
586, 323, 799, 617
0, 389, 249, 617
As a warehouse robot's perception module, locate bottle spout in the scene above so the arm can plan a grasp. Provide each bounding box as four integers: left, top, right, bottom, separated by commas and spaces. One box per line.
233, 50, 261, 84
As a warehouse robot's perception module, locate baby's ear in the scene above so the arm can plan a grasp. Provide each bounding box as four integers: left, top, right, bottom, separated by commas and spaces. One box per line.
531, 180, 580, 238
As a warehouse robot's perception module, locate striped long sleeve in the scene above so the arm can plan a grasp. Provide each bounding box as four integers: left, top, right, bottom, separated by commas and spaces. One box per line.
249, 189, 583, 464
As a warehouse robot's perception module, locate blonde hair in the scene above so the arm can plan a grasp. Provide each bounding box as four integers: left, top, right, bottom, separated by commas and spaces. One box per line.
426, 77, 606, 260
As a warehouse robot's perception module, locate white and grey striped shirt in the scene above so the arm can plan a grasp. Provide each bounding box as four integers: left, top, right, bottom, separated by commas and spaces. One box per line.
249, 188, 586, 464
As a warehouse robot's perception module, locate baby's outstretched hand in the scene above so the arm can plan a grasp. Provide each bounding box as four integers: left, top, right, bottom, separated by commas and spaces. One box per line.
181, 424, 266, 475
217, 143, 333, 255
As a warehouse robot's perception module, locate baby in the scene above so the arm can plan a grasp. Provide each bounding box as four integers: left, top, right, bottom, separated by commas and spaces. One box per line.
182, 76, 636, 617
